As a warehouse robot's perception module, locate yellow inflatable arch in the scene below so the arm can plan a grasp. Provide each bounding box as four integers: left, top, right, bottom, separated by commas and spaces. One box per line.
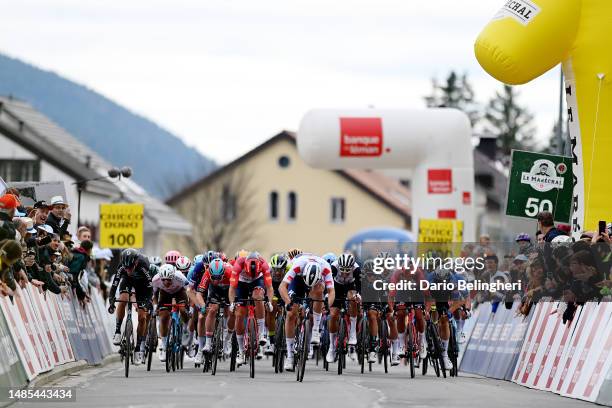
475, 0, 611, 236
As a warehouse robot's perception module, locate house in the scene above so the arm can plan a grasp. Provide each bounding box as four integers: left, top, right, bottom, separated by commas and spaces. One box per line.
0, 95, 191, 255
166, 131, 411, 258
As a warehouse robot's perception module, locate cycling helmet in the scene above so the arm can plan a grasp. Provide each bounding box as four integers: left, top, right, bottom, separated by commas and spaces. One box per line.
288, 248, 302, 260
121, 248, 139, 268
362, 259, 375, 275
219, 252, 228, 262
515, 233, 531, 242
149, 264, 160, 276
237, 249, 249, 259
245, 253, 261, 277
432, 268, 451, 282
193, 254, 204, 265
164, 250, 181, 265
337, 253, 355, 272
209, 258, 225, 280
322, 252, 337, 265
159, 264, 176, 279
270, 253, 288, 270
377, 251, 392, 259
149, 256, 162, 267
303, 262, 322, 287
175, 256, 192, 272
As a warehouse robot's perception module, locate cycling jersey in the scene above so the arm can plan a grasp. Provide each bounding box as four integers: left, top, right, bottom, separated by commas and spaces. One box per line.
230, 256, 272, 287
187, 260, 206, 287
331, 261, 360, 285
283, 254, 334, 289
197, 263, 232, 293
151, 272, 188, 295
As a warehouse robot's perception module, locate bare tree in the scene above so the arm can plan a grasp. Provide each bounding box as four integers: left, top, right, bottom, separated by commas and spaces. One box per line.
182, 169, 260, 255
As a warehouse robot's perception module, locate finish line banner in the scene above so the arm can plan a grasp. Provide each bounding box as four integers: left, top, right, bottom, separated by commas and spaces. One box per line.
99, 203, 144, 249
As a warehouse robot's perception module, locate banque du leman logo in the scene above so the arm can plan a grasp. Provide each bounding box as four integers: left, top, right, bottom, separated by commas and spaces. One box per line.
521, 159, 564, 192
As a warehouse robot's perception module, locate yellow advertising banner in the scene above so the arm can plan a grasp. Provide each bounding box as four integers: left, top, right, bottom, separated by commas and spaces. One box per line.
99, 203, 144, 249
417, 218, 464, 258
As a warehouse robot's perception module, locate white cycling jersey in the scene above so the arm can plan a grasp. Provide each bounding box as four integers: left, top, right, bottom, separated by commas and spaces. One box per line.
151, 272, 188, 294
283, 254, 334, 289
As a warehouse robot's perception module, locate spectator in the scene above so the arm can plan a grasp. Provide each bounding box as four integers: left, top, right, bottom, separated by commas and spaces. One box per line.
515, 233, 534, 255
537, 211, 564, 242
566, 250, 603, 302
32, 201, 51, 228
46, 196, 71, 236
0, 194, 20, 241
75, 226, 91, 246
67, 239, 93, 303
0, 239, 22, 294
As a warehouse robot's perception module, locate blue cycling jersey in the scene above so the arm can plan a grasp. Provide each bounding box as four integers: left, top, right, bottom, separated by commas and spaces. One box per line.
187, 260, 206, 286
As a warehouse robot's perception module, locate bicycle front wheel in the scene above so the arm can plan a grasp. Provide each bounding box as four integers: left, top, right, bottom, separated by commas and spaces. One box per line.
212, 318, 222, 376
337, 318, 345, 375
248, 318, 257, 378
298, 320, 310, 382
124, 316, 133, 378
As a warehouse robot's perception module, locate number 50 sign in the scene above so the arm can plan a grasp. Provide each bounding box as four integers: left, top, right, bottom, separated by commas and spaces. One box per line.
506, 150, 573, 223
99, 203, 145, 249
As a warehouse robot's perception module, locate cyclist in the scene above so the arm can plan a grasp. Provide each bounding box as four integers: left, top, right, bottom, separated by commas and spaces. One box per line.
326, 253, 363, 363
387, 260, 428, 365
152, 264, 189, 362
194, 257, 235, 364
186, 252, 213, 357
266, 253, 289, 355
322, 252, 337, 266
174, 255, 193, 349
149, 256, 162, 267
108, 248, 153, 365
164, 250, 181, 266
229, 252, 274, 366
287, 248, 303, 260
426, 268, 458, 370
279, 253, 335, 371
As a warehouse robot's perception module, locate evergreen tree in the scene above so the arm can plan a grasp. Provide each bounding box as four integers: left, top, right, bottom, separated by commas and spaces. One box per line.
424, 71, 480, 126
483, 85, 536, 161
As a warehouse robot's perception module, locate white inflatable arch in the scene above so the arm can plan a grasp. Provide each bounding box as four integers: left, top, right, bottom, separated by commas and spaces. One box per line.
297, 108, 475, 241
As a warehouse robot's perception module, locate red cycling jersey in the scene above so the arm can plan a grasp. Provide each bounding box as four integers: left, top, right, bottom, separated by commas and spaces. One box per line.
388, 267, 428, 299
230, 256, 272, 288
198, 263, 233, 292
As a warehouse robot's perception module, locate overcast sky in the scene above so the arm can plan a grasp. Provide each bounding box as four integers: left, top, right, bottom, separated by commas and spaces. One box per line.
1, 0, 562, 163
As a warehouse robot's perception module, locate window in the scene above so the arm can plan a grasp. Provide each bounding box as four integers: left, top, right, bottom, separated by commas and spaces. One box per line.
269, 191, 278, 220
331, 198, 345, 223
0, 159, 40, 182
278, 155, 290, 168
220, 184, 237, 221
288, 191, 297, 221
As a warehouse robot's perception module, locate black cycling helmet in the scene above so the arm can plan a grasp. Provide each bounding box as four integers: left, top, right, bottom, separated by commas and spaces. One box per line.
121, 248, 139, 268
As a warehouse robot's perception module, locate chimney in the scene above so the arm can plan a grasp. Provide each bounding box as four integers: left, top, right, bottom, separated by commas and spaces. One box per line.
477, 136, 497, 161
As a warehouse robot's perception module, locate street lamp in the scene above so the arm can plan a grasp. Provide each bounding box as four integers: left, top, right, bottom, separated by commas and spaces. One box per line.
74, 166, 133, 227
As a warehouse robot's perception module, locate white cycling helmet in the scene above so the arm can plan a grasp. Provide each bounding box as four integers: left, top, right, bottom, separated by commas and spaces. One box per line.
303, 262, 322, 287
149, 256, 162, 267
159, 264, 176, 279
175, 256, 192, 272
551, 235, 573, 244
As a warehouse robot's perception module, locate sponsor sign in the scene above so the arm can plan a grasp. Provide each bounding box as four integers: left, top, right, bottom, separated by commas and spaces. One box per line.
506, 150, 573, 222
493, 0, 541, 26
428, 169, 452, 194
99, 203, 144, 249
339, 117, 383, 157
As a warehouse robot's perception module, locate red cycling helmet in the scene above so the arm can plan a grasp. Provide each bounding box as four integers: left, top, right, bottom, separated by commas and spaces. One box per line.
164, 250, 181, 265
245, 253, 261, 278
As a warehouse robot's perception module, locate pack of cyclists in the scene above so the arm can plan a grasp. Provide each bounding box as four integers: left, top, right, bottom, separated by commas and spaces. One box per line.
107, 246, 472, 376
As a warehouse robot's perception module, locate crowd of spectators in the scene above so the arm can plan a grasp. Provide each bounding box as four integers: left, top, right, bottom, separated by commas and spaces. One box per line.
0, 189, 112, 306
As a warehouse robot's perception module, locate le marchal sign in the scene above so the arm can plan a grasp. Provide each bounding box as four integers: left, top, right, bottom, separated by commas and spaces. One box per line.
506, 150, 573, 222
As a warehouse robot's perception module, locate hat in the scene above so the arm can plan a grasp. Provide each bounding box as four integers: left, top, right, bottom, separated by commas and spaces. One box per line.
33, 200, 51, 209
21, 217, 36, 234
37, 224, 54, 234
0, 194, 20, 210
50, 196, 66, 206
14, 209, 26, 217
513, 254, 529, 263
93, 248, 113, 261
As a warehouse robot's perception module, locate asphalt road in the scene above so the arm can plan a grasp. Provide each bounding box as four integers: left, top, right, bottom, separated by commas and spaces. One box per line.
14, 354, 596, 408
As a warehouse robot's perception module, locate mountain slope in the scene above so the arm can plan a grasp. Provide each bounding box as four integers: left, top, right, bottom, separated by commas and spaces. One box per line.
0, 53, 215, 198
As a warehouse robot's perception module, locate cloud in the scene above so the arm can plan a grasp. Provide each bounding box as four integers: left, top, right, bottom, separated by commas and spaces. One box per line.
0, 0, 562, 162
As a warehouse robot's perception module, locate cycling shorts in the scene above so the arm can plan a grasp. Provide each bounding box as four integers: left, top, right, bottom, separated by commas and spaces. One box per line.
119, 277, 153, 310
234, 277, 265, 305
